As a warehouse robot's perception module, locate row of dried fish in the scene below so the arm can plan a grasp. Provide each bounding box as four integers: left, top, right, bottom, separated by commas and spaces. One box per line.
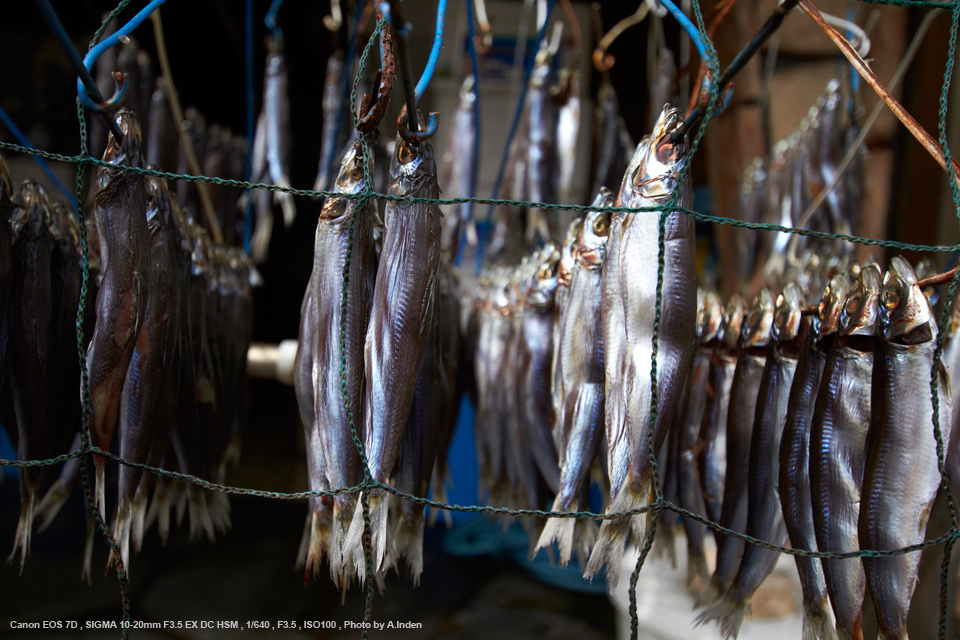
3, 110, 258, 577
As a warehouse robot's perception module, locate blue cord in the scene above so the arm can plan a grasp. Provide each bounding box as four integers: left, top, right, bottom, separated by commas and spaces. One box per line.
0, 104, 78, 209
490, 0, 556, 200
655, 0, 709, 65
413, 0, 449, 102
265, 0, 285, 38
458, 0, 482, 268
243, 0, 254, 254
78, 0, 170, 111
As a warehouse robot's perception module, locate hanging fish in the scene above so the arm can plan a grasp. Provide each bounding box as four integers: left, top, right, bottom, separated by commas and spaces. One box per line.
677, 289, 722, 594
314, 51, 349, 194
264, 34, 297, 228
85, 110, 151, 518
811, 265, 880, 640
697, 294, 746, 527
439, 76, 478, 257
587, 106, 697, 589
697, 289, 774, 608
590, 79, 633, 199
538, 204, 612, 565
552, 216, 584, 447
113, 175, 184, 572
295, 142, 375, 584
146, 78, 178, 174
779, 276, 848, 640
699, 284, 804, 637
554, 69, 581, 234
176, 107, 207, 222
523, 48, 558, 244
860, 257, 951, 640
647, 48, 676, 132
7, 182, 56, 568
347, 132, 442, 572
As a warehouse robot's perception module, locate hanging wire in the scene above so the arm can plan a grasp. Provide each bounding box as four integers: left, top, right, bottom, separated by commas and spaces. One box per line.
243, 0, 255, 254
490, 0, 557, 200
78, 0, 170, 112
265, 0, 286, 37
0, 105, 78, 209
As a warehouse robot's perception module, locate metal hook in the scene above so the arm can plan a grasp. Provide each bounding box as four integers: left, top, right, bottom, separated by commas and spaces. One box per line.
592, 2, 651, 72
324, 0, 343, 31
357, 11, 396, 133
74, 0, 169, 115
265, 0, 285, 38
397, 108, 440, 142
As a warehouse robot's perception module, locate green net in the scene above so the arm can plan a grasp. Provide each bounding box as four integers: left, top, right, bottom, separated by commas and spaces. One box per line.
2, 1, 960, 638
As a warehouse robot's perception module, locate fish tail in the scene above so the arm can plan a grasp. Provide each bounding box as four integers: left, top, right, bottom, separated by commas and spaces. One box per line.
328, 497, 354, 582
343, 495, 369, 583
304, 509, 330, 582
574, 518, 599, 571
8, 491, 36, 573
584, 485, 651, 589
368, 491, 389, 572
94, 457, 107, 520
209, 491, 232, 535
652, 518, 678, 569
801, 600, 839, 640
276, 191, 297, 228
36, 483, 69, 531
694, 592, 750, 638
113, 506, 132, 574
390, 512, 425, 586
82, 512, 96, 586
130, 489, 149, 553
295, 512, 311, 573
686, 548, 710, 597
535, 498, 577, 565
251, 210, 274, 263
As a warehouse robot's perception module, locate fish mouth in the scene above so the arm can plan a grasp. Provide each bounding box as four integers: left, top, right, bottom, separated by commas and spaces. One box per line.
103, 110, 142, 165
883, 256, 935, 344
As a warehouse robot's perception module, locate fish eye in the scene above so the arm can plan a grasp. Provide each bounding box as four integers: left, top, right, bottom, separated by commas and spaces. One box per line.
398, 141, 419, 164
845, 295, 860, 316
882, 287, 899, 311
593, 215, 609, 236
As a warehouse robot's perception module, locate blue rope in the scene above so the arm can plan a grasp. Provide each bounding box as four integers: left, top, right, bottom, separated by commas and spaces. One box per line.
265, 0, 285, 38
413, 0, 450, 102
0, 104, 78, 209
490, 0, 556, 200
243, 0, 254, 254
656, 0, 709, 64
78, 0, 170, 111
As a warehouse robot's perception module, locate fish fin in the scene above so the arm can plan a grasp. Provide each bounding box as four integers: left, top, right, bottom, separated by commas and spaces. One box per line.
305, 509, 331, 582
694, 578, 723, 610
652, 518, 678, 569
801, 600, 839, 640
536, 496, 577, 565
328, 497, 355, 583
130, 490, 148, 553
273, 181, 297, 228
94, 457, 107, 521
36, 483, 70, 531
419, 273, 437, 339
113, 506, 132, 576
343, 495, 368, 582
368, 490, 389, 572
584, 483, 650, 590
686, 548, 710, 598
8, 491, 36, 573
295, 511, 311, 573
391, 513, 425, 587
574, 518, 598, 571
694, 593, 750, 639
251, 210, 274, 264
82, 513, 95, 586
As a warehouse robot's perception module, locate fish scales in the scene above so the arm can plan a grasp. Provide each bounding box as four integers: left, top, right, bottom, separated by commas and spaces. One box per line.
354, 134, 442, 571
811, 266, 880, 640
85, 110, 151, 518
700, 289, 774, 608
860, 257, 951, 640
538, 204, 611, 565
587, 106, 696, 589
779, 279, 846, 640
700, 285, 804, 638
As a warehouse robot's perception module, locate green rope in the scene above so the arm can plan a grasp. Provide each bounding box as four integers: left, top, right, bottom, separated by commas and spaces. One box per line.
2, 1, 960, 637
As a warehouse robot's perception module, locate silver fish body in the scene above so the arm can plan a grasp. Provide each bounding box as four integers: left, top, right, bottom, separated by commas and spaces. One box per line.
357, 135, 442, 570
811, 266, 881, 640
588, 106, 696, 588
264, 34, 296, 228
860, 257, 951, 640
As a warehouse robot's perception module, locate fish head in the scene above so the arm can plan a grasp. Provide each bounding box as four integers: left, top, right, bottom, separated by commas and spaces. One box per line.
459, 75, 477, 109
817, 274, 851, 343
839, 263, 881, 338
772, 283, 803, 343
51, 202, 80, 248
628, 106, 687, 201
719, 294, 746, 349
913, 257, 940, 307
527, 245, 560, 308
101, 109, 143, 168
881, 256, 937, 346
392, 133, 437, 196
741, 288, 775, 349
697, 290, 724, 345
577, 209, 612, 268
557, 218, 583, 288
11, 181, 50, 238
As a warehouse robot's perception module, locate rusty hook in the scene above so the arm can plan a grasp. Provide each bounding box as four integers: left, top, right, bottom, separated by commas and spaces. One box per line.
357, 11, 396, 133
